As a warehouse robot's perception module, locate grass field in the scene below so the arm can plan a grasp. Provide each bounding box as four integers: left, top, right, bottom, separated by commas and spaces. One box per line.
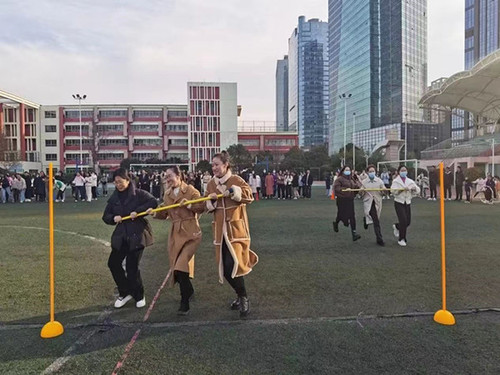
1, 187, 499, 374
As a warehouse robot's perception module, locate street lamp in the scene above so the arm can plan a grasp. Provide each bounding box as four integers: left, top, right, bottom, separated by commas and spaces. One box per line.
404, 113, 408, 161
352, 112, 356, 170
339, 93, 352, 166
72, 94, 87, 171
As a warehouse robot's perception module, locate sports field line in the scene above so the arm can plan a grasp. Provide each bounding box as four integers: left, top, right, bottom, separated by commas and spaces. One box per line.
41, 305, 114, 375
0, 225, 111, 247
111, 270, 172, 375
2, 307, 499, 332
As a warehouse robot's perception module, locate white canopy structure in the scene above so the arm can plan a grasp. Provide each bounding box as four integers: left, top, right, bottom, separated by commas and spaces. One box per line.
419, 50, 500, 123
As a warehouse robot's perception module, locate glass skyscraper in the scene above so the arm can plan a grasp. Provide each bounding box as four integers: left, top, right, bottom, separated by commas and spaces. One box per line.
328, 0, 427, 155
288, 16, 329, 148
276, 56, 289, 132
453, 0, 500, 144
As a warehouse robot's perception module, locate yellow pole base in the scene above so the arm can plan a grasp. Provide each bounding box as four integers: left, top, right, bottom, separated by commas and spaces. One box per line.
41, 321, 64, 338
433, 309, 456, 326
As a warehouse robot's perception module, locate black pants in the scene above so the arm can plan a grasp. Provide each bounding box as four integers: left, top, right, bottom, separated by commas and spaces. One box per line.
465, 188, 471, 202
303, 185, 311, 198
222, 240, 246, 298
484, 188, 492, 202
174, 270, 193, 303
394, 202, 411, 241
278, 185, 285, 199
455, 184, 463, 200
56, 190, 65, 201
369, 201, 383, 242
108, 244, 144, 301
429, 183, 437, 199
13, 189, 20, 202
444, 185, 452, 199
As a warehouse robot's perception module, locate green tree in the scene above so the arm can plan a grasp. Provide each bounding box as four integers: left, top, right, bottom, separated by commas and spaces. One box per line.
196, 159, 212, 173
280, 146, 305, 171
227, 144, 252, 172
304, 145, 330, 168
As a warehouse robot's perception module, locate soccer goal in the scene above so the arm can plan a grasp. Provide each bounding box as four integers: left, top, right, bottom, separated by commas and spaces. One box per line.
377, 159, 419, 179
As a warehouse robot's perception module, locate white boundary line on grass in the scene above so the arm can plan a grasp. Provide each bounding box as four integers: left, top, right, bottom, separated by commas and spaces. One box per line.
0, 225, 111, 247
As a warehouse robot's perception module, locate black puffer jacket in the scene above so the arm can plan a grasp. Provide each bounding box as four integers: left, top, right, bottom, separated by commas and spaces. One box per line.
102, 183, 158, 252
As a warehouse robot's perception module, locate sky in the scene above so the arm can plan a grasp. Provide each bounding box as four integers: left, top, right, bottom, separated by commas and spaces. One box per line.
0, 0, 464, 122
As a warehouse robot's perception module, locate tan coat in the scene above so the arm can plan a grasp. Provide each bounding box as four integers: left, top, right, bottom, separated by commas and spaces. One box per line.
206, 171, 258, 283
155, 182, 204, 287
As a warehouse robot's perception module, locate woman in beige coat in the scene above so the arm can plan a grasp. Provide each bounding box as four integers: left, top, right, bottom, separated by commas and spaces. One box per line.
206, 151, 258, 318
155, 166, 205, 315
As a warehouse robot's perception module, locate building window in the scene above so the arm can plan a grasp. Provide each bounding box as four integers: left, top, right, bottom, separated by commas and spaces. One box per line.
64, 110, 93, 119
240, 139, 259, 147
45, 125, 57, 132
46, 154, 57, 161
44, 111, 57, 118
133, 110, 162, 119
133, 138, 162, 146
130, 124, 159, 132
45, 139, 57, 147
168, 110, 188, 118
99, 110, 128, 118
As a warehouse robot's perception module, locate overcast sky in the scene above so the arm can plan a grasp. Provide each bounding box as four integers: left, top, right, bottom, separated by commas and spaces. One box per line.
0, 0, 464, 121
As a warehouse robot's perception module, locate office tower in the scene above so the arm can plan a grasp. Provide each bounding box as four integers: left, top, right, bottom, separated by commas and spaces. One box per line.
276, 56, 289, 132
288, 16, 329, 148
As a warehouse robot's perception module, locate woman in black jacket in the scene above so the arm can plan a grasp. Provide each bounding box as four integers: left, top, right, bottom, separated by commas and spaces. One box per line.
102, 168, 158, 309
333, 166, 362, 241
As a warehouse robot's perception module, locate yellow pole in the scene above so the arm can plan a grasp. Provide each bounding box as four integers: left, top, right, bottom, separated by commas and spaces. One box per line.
121, 194, 224, 221
41, 163, 64, 338
341, 188, 405, 192
433, 162, 455, 326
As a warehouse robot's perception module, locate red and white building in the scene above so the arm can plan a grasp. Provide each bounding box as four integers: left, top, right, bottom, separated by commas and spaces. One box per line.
2, 83, 298, 173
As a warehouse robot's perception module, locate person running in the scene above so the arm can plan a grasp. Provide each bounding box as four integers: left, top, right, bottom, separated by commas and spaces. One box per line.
391, 165, 420, 247
206, 151, 258, 318
102, 168, 158, 309
360, 165, 385, 246
333, 165, 362, 241
154, 166, 205, 315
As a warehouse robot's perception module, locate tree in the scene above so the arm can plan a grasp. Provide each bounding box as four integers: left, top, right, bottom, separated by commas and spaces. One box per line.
196, 159, 212, 173
304, 145, 330, 168
227, 144, 252, 172
280, 146, 305, 171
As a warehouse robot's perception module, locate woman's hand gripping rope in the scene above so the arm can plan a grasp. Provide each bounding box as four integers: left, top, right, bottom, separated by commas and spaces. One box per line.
120, 194, 225, 221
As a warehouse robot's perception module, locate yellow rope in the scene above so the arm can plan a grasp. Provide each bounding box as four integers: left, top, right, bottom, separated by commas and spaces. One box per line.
121, 194, 224, 221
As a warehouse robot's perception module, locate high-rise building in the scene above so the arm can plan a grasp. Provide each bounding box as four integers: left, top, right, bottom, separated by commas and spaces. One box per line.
187, 82, 238, 170
452, 0, 500, 144
328, 0, 427, 155
276, 56, 289, 132
288, 16, 329, 149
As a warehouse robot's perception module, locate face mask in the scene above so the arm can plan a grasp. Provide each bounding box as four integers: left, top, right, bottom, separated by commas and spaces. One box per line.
400, 172, 407, 178
368, 172, 375, 179
344, 171, 351, 176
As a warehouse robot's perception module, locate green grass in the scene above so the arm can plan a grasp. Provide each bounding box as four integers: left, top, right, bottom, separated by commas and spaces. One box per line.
1, 189, 499, 374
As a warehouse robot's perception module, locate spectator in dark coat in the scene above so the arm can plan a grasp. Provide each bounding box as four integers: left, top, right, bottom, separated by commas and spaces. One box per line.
455, 166, 465, 201
444, 167, 453, 200
34, 172, 47, 202
302, 169, 314, 198
102, 168, 158, 309
428, 166, 438, 200
333, 166, 362, 241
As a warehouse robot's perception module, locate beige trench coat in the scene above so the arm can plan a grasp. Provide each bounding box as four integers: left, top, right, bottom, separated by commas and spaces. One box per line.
360, 176, 385, 224
205, 171, 258, 283
155, 182, 204, 287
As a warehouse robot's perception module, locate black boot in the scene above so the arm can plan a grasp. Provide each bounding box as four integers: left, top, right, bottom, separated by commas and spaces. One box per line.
239, 296, 249, 318
176, 271, 194, 315
230, 297, 240, 310
333, 221, 339, 232
363, 217, 368, 230
352, 231, 361, 241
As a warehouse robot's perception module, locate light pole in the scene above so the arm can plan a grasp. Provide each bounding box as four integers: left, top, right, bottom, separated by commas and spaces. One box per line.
72, 94, 87, 171
339, 93, 352, 166
352, 112, 356, 170
404, 113, 408, 161
491, 138, 495, 175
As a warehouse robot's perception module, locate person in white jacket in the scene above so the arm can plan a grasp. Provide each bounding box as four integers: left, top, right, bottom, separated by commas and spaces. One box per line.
360, 165, 385, 246
390, 165, 420, 247
248, 171, 262, 200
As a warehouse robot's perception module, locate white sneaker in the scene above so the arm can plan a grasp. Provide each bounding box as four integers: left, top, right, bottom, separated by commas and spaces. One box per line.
433, 198, 437, 201
393, 224, 399, 238
427, 198, 432, 201
136, 297, 146, 308
114, 295, 133, 308
398, 240, 407, 247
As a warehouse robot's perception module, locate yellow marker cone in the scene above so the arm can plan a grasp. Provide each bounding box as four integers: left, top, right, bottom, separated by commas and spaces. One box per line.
433, 162, 456, 326
41, 163, 64, 338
